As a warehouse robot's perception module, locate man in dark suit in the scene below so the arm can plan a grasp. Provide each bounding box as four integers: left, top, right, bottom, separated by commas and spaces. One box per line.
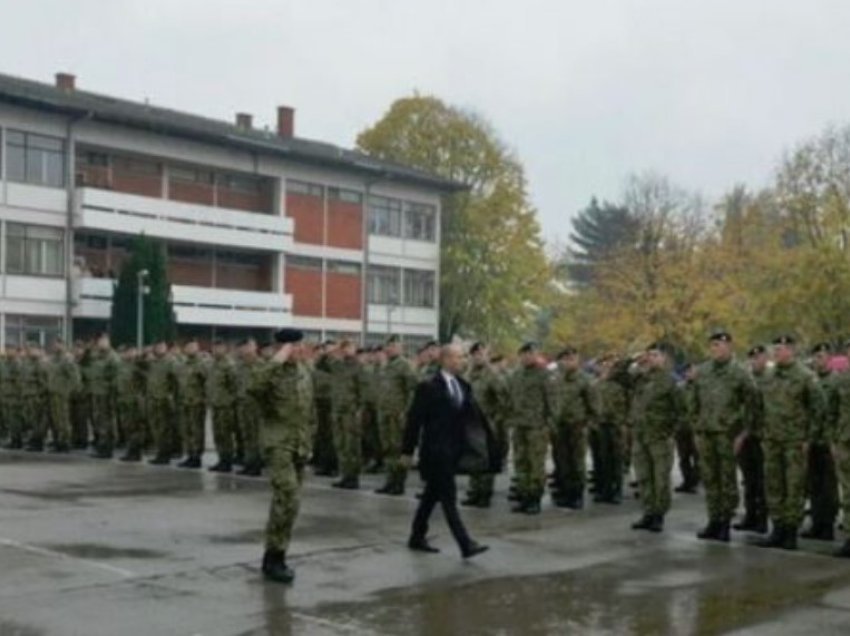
401, 343, 493, 559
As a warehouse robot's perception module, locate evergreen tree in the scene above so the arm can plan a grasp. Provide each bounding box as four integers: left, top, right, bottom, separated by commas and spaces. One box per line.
109, 235, 176, 346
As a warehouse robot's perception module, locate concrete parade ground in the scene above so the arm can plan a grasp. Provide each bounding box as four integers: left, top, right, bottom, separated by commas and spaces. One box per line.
2, 451, 850, 635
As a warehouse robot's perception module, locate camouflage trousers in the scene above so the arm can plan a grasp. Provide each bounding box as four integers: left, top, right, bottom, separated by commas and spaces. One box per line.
764, 439, 808, 528
833, 442, 850, 539
21, 395, 42, 445
696, 432, 738, 521
594, 422, 625, 498
633, 436, 673, 516
237, 400, 262, 470
312, 398, 336, 473
148, 398, 174, 459
378, 408, 408, 490
119, 401, 145, 456
361, 403, 382, 467
45, 394, 71, 448
807, 442, 839, 529
676, 426, 701, 488
182, 403, 207, 460
737, 435, 767, 521
551, 422, 587, 500
70, 393, 90, 448
212, 404, 239, 464
264, 445, 305, 553
4, 400, 23, 446
467, 425, 508, 502
513, 426, 548, 501
91, 394, 115, 455
333, 408, 362, 480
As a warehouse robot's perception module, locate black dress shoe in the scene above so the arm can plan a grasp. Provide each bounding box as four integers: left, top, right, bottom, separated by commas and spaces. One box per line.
461, 542, 489, 559
408, 539, 440, 553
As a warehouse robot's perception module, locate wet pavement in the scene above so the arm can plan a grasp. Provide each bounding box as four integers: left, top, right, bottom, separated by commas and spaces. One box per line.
1, 451, 850, 635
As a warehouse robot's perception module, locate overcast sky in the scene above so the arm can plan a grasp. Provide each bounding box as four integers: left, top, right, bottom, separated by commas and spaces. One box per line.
2, 0, 850, 242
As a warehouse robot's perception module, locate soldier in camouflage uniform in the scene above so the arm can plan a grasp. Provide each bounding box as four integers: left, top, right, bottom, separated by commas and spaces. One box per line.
258, 328, 315, 584
591, 354, 630, 504
70, 343, 92, 449
755, 335, 825, 551
3, 348, 24, 449
22, 343, 50, 452
416, 341, 440, 380
207, 340, 239, 473
508, 342, 557, 514
312, 341, 338, 476
360, 346, 383, 473
551, 346, 596, 509
734, 345, 769, 533
177, 339, 209, 469
802, 342, 840, 540
88, 334, 121, 458
37, 338, 81, 452
116, 347, 147, 462
829, 340, 850, 557
147, 340, 180, 465
330, 340, 366, 489
235, 338, 265, 477
630, 343, 682, 533
675, 364, 701, 494
692, 331, 756, 542
375, 335, 419, 495
462, 342, 509, 508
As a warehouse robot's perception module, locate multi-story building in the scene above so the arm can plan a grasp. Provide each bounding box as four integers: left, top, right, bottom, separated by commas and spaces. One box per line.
0, 71, 462, 351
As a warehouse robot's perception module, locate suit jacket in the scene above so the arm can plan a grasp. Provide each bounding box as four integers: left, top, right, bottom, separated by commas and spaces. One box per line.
402, 372, 501, 480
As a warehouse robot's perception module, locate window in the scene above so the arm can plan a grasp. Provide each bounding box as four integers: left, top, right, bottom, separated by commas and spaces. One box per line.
286, 179, 324, 197
403, 269, 436, 308
6, 223, 65, 276
6, 130, 65, 187
404, 202, 436, 242
368, 196, 402, 237
4, 314, 63, 348
76, 150, 108, 167
367, 265, 400, 304
113, 155, 160, 176
74, 232, 108, 250
287, 255, 323, 271
327, 260, 362, 276
169, 244, 212, 261
217, 250, 263, 266
219, 173, 262, 194
329, 187, 363, 204
170, 165, 214, 184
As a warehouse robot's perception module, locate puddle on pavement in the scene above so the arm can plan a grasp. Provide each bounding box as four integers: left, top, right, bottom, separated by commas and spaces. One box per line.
298, 558, 850, 635
40, 543, 167, 560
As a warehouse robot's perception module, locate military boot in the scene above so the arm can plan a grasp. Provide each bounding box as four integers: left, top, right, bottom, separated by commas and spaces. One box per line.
261, 549, 295, 584
177, 456, 202, 469
332, 476, 360, 490
716, 521, 731, 543
647, 515, 665, 533
732, 515, 757, 531
834, 540, 850, 558
755, 524, 785, 548
697, 520, 721, 540
781, 526, 798, 551
237, 463, 263, 477
801, 523, 835, 541
208, 460, 232, 473
631, 514, 653, 530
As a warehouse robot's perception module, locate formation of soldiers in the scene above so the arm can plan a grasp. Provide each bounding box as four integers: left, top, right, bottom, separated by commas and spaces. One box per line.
4, 327, 850, 584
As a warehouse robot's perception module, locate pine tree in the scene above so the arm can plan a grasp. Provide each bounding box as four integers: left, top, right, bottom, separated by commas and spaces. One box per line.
109, 235, 176, 346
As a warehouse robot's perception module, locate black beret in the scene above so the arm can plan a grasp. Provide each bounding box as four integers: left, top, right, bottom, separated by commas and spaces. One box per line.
275, 328, 304, 344
773, 335, 796, 346
556, 346, 578, 359
386, 335, 400, 345
372, 345, 384, 353
323, 339, 337, 347
518, 341, 538, 354
469, 341, 485, 354
747, 345, 767, 357
811, 342, 832, 355
709, 330, 732, 343
425, 340, 439, 349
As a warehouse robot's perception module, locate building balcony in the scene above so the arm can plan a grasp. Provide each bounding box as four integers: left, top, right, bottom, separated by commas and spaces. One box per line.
74, 277, 292, 329
74, 187, 292, 252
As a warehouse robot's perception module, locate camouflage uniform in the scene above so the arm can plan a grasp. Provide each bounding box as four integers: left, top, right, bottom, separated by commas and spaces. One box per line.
738, 367, 768, 528
88, 347, 121, 457
676, 378, 701, 490
361, 359, 383, 470
180, 353, 209, 462
21, 352, 50, 451
376, 354, 418, 493
828, 370, 850, 548
465, 361, 509, 505
208, 353, 239, 468
552, 367, 596, 505
236, 356, 266, 473
591, 374, 629, 501
759, 361, 824, 531
147, 353, 180, 461
3, 355, 24, 448
330, 356, 366, 483
312, 354, 337, 474
258, 357, 315, 555
805, 369, 840, 537
692, 359, 755, 526
38, 351, 81, 451
71, 349, 92, 448
116, 356, 148, 459
630, 367, 682, 519
507, 363, 557, 508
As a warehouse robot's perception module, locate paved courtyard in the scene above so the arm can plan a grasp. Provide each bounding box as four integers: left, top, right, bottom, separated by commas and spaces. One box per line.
2, 450, 850, 635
